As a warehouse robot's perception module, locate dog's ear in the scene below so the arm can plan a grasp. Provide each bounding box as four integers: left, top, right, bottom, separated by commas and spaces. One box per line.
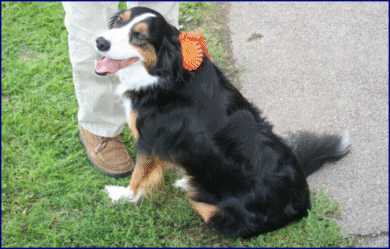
149, 27, 184, 83
109, 11, 123, 29
169, 24, 181, 38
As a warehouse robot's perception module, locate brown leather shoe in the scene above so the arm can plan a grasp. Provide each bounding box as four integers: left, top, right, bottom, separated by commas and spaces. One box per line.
78, 124, 134, 177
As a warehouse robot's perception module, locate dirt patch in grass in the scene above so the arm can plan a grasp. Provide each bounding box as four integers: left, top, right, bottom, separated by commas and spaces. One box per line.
181, 2, 242, 90
213, 3, 242, 88
207, 2, 242, 90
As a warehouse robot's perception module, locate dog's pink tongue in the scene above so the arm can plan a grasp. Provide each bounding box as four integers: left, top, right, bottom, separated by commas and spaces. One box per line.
95, 57, 120, 75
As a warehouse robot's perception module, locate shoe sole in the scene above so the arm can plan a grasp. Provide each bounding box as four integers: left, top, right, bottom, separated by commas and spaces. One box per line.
78, 132, 133, 178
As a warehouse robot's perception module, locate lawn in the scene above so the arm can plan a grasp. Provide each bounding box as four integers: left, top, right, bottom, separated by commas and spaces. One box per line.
1, 2, 352, 247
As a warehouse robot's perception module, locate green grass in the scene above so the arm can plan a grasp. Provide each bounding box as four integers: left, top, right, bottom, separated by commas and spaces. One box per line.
1, 2, 352, 247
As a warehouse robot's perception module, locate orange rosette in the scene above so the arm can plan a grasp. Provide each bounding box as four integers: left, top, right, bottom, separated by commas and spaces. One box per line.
179, 32, 210, 71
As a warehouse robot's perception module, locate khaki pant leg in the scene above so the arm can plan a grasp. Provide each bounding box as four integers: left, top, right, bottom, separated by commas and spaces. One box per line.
63, 2, 127, 137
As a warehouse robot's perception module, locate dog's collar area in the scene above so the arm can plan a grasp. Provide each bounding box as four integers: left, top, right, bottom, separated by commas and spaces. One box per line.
95, 57, 140, 76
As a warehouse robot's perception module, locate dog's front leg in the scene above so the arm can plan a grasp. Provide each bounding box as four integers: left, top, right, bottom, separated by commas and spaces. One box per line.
127, 152, 165, 202
105, 152, 165, 203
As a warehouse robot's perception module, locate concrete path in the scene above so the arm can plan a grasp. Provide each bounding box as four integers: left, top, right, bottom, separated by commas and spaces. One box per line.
228, 2, 388, 247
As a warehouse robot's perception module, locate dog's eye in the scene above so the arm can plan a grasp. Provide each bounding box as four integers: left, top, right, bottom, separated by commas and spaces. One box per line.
134, 32, 147, 41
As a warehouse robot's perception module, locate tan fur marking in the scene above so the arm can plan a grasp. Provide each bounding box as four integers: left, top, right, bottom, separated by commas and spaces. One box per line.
189, 200, 219, 223
186, 181, 218, 222
122, 10, 131, 22
130, 22, 156, 68
134, 22, 148, 33
137, 164, 165, 198
128, 153, 166, 201
134, 45, 157, 68
128, 110, 139, 141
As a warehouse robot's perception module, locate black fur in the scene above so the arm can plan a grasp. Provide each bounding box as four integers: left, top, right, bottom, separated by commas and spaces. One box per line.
119, 7, 350, 239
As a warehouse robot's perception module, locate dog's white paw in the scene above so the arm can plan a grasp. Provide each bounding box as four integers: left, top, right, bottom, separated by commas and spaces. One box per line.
173, 177, 190, 192
104, 185, 136, 203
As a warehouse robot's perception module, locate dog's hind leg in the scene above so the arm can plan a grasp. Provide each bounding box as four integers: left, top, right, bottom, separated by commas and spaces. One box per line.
189, 199, 219, 223
185, 185, 219, 223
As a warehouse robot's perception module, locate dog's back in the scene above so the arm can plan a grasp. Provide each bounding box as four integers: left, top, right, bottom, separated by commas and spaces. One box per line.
165, 57, 349, 239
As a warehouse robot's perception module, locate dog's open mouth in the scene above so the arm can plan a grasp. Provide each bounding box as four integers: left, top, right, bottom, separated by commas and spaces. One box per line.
95, 57, 140, 76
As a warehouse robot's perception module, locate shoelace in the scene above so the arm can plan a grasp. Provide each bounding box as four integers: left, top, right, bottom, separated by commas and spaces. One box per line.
93, 136, 120, 154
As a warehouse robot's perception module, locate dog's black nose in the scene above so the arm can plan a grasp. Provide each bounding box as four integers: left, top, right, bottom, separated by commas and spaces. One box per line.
96, 37, 110, 52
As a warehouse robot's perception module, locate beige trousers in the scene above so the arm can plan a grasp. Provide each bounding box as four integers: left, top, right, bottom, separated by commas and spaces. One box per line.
63, 2, 179, 137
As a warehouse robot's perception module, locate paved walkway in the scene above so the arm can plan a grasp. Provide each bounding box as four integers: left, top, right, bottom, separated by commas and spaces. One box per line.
228, 2, 388, 247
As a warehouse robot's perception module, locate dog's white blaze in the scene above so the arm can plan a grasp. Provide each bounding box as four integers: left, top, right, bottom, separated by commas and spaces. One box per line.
104, 185, 136, 203
96, 13, 156, 61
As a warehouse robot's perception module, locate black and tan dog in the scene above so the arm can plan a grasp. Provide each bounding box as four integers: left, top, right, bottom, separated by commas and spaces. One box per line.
94, 7, 350, 239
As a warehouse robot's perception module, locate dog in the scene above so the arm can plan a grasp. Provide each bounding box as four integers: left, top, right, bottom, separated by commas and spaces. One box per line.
94, 7, 350, 239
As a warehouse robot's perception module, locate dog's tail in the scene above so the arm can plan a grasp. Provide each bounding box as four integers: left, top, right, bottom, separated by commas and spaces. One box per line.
288, 131, 350, 176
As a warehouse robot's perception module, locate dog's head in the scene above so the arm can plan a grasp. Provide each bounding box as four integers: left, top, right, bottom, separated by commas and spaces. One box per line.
95, 7, 182, 90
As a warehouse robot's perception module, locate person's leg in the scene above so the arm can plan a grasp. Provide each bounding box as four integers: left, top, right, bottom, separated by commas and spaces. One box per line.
127, 1, 180, 28
63, 2, 134, 176
63, 2, 126, 138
